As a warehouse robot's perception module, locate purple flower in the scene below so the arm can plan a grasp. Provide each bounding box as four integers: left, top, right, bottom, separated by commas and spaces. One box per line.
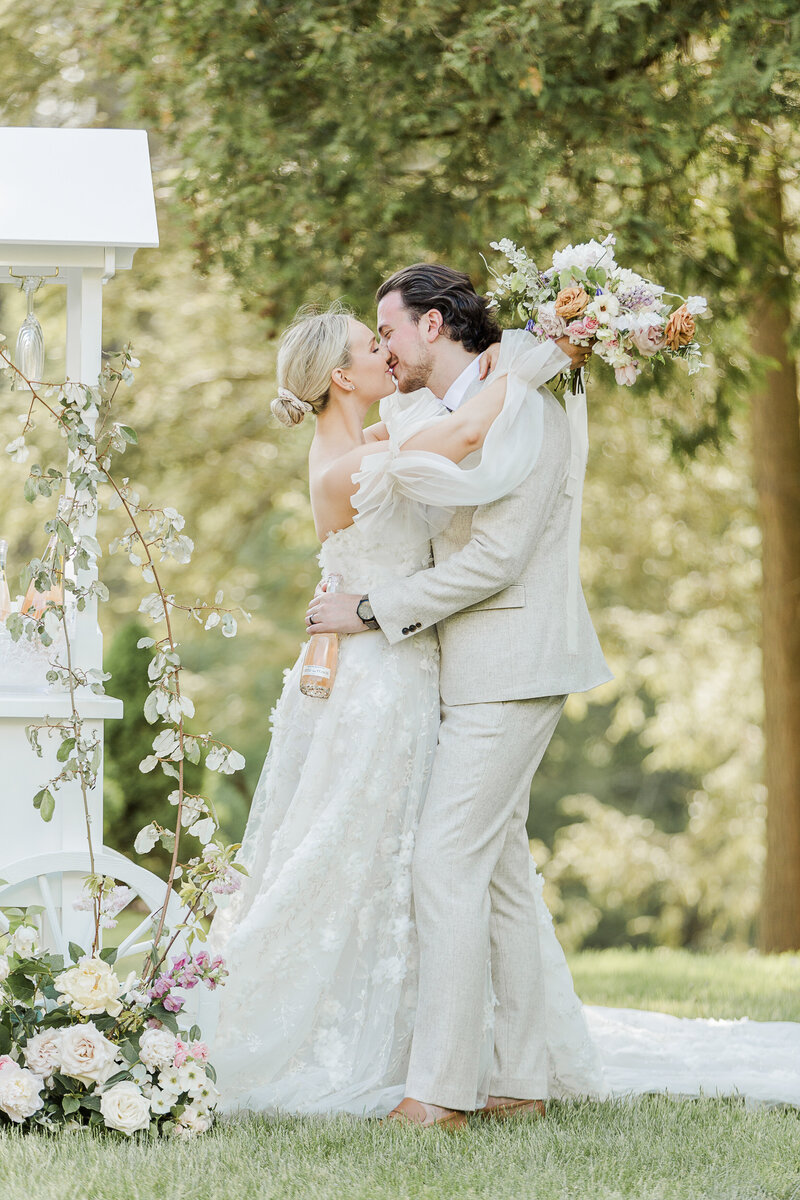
163, 994, 185, 1013
524, 318, 536, 333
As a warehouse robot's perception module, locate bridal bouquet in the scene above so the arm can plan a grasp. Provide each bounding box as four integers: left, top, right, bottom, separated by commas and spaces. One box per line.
0, 912, 226, 1136
487, 234, 709, 387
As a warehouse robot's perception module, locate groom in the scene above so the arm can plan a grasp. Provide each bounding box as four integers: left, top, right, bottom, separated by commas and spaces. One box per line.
305, 263, 612, 1127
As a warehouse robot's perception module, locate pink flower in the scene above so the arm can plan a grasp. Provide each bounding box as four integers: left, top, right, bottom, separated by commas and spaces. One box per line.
535, 301, 567, 340
193, 951, 210, 969
170, 954, 188, 972
0, 1055, 16, 1073
190, 1041, 209, 1063
614, 362, 640, 386
163, 994, 185, 1013
565, 316, 599, 341
631, 324, 666, 357
210, 956, 224, 971
173, 1038, 191, 1069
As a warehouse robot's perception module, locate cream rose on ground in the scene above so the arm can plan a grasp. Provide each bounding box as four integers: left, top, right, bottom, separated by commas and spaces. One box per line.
0, 1062, 45, 1123
58, 1022, 121, 1086
22, 1029, 63, 1081
54, 955, 123, 1018
138, 1027, 178, 1072
99, 1080, 152, 1135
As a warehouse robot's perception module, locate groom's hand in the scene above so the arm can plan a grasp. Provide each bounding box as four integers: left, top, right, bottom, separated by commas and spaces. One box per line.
305, 592, 367, 635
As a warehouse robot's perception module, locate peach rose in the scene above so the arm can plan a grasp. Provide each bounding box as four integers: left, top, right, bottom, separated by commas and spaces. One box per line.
555, 286, 590, 320
664, 304, 695, 350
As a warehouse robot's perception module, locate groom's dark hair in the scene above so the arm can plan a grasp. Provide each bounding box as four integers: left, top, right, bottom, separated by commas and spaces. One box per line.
376, 263, 502, 354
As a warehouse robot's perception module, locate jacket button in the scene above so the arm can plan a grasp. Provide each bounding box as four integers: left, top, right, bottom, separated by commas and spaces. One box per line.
402, 627, 409, 635
414, 622, 422, 629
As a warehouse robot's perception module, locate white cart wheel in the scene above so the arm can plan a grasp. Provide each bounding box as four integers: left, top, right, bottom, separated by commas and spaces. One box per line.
0, 847, 217, 1030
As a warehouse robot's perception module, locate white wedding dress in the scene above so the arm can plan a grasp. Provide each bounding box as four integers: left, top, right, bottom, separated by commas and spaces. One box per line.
207, 338, 800, 1116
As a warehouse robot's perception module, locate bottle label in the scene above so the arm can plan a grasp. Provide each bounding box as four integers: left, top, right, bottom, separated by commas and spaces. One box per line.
303, 665, 332, 680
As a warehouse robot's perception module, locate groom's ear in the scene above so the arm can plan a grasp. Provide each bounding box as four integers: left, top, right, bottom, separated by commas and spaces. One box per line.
421, 309, 445, 342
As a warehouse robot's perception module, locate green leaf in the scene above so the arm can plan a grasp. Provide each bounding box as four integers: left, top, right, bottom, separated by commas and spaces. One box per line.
98, 946, 118, 964
57, 738, 76, 763
40, 792, 55, 823
0, 1024, 11, 1055
68, 941, 86, 964
62, 1094, 81, 1114
118, 425, 138, 444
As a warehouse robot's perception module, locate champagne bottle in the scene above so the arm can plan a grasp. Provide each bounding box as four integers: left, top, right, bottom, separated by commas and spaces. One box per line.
0, 539, 11, 623
21, 499, 68, 621
299, 573, 343, 699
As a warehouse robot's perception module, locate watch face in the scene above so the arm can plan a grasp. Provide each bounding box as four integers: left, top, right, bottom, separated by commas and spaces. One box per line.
357, 598, 374, 621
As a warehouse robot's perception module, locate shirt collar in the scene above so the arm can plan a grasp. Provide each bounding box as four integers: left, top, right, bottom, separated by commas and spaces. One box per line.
441, 356, 481, 412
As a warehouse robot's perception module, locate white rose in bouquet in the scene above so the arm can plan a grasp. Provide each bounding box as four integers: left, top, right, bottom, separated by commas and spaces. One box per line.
22, 1029, 63, 1081
58, 1021, 121, 1086
0, 954, 9, 982
0, 1061, 45, 1122
9, 925, 38, 958
99, 1080, 151, 1135
54, 955, 123, 1017
138, 1027, 178, 1072
174, 1101, 213, 1136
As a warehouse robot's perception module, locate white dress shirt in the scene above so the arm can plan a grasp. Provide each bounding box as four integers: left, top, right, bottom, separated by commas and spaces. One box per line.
441, 356, 482, 412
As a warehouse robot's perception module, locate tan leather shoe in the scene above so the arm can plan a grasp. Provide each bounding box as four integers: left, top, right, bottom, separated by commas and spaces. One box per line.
477, 1095, 546, 1120
383, 1096, 468, 1130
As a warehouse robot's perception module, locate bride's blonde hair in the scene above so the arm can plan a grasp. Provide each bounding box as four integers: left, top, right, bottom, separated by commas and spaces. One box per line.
271, 303, 353, 428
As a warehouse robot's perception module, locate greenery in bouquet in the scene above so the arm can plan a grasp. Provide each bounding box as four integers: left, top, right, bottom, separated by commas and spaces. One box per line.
0, 913, 224, 1135
487, 234, 710, 389
0, 334, 252, 1135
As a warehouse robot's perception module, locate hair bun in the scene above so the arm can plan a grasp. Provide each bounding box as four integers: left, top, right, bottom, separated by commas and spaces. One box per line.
271, 386, 314, 427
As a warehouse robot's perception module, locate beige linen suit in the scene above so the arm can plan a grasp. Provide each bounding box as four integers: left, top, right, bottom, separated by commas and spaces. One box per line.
369, 355, 612, 1109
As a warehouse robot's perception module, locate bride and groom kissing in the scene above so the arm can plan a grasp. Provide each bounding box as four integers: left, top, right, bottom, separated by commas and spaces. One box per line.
205, 261, 613, 1126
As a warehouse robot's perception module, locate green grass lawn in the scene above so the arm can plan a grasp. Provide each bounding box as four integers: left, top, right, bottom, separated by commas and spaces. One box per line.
2, 949, 800, 1200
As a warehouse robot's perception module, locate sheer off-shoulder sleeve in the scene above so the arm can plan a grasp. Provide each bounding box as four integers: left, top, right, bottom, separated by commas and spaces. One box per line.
352, 331, 571, 539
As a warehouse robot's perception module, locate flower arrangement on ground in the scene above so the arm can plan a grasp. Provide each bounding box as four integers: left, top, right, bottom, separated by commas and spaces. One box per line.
0, 338, 251, 1135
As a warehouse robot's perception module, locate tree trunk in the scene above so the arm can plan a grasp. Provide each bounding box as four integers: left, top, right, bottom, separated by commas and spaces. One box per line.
750, 166, 800, 951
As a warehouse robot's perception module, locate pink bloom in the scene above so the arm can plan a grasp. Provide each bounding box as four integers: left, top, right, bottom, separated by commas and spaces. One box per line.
163, 994, 185, 1013
210, 956, 224, 971
614, 362, 640, 386
631, 324, 666, 357
565, 316, 599, 341
0, 1055, 16, 1072
190, 1041, 209, 1064
173, 1038, 191, 1069
193, 951, 210, 969
146, 1018, 162, 1029
148, 975, 171, 999
170, 955, 188, 972
535, 302, 567, 340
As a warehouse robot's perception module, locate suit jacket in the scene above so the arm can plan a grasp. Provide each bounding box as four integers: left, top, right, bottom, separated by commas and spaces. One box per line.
368, 361, 613, 706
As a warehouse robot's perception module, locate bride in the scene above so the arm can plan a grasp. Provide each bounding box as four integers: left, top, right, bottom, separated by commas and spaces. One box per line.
206, 304, 800, 1118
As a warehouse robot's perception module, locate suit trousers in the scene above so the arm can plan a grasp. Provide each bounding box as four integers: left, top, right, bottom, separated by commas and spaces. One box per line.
405, 694, 567, 1110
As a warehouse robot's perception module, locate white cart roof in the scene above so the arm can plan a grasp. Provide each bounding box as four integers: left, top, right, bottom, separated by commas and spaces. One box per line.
0, 127, 159, 252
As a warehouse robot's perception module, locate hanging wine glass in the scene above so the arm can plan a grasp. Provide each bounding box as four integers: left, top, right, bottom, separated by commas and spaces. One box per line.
12, 276, 45, 390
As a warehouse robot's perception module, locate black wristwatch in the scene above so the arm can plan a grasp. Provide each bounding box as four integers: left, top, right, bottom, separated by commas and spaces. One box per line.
356, 595, 380, 630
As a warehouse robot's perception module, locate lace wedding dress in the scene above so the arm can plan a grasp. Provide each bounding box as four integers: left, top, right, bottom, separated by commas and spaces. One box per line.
207, 333, 800, 1116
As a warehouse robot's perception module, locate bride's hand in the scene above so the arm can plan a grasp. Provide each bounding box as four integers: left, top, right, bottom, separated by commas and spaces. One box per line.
555, 335, 594, 370
478, 342, 502, 380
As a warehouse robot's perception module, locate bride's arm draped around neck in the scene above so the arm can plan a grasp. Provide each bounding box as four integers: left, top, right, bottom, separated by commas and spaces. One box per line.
319, 331, 571, 529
